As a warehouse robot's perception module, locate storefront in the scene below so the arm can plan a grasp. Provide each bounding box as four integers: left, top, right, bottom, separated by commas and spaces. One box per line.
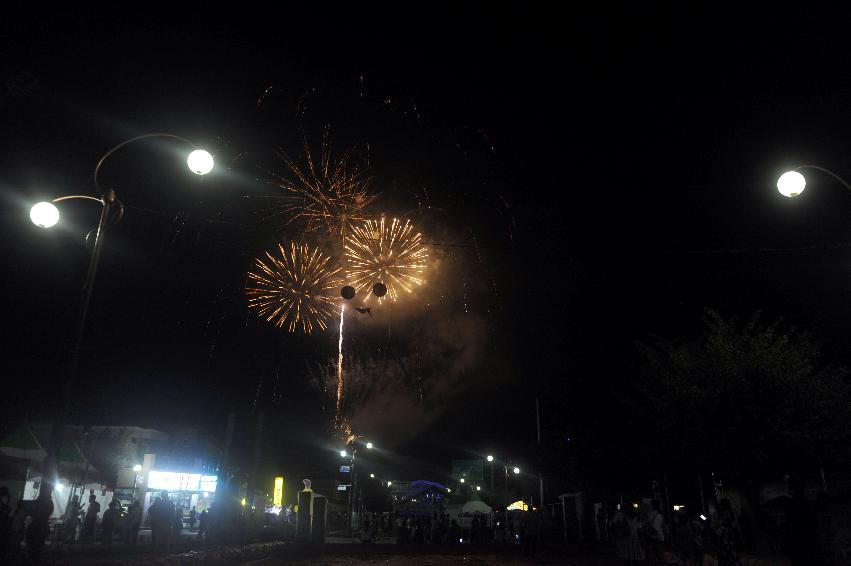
140, 470, 217, 524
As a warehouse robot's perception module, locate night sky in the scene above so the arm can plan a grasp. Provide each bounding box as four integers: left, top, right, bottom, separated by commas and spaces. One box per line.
3, 9, 851, 487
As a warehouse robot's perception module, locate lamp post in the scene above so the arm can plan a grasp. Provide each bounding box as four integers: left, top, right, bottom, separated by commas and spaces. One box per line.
27, 134, 213, 556
342, 438, 374, 536
776, 165, 851, 198
486, 452, 518, 491
775, 164, 851, 494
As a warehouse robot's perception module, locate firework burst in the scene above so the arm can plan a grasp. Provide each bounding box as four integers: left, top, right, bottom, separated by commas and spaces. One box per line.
344, 216, 428, 303
267, 135, 378, 236
246, 242, 343, 333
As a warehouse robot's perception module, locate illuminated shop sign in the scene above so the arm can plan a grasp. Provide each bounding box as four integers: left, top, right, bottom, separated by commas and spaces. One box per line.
147, 471, 217, 492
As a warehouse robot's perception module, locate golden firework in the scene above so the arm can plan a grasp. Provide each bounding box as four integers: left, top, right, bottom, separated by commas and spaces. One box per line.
344, 216, 428, 303
268, 136, 378, 235
246, 242, 343, 333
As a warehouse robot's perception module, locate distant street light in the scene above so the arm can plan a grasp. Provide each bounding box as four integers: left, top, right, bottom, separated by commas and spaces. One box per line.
340, 449, 348, 457
370, 473, 375, 478
486, 452, 516, 491
513, 467, 521, 474
476, 485, 481, 491
460, 478, 465, 483
387, 481, 392, 487
27, 133, 213, 550
776, 166, 851, 198
366, 442, 373, 449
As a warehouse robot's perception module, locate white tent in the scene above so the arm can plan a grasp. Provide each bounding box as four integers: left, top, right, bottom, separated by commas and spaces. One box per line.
462, 500, 492, 514
23, 476, 110, 520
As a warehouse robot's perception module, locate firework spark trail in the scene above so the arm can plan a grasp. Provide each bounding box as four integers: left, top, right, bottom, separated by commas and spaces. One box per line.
263, 134, 378, 236
336, 305, 345, 429
344, 216, 429, 303
246, 241, 342, 334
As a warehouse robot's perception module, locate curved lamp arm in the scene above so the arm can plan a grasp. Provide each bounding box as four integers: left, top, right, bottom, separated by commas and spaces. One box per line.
795, 165, 851, 194
51, 192, 124, 224
93, 133, 197, 194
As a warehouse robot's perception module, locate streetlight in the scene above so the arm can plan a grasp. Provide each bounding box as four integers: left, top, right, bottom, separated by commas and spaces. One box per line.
486, 452, 516, 491
370, 473, 375, 478
777, 166, 851, 198
343, 438, 374, 537
476, 485, 481, 491
513, 467, 521, 475
27, 133, 213, 548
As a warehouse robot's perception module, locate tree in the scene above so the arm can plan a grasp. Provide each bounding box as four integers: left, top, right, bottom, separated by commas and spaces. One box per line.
632, 309, 851, 482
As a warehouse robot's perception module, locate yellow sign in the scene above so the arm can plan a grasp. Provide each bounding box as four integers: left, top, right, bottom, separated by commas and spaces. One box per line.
507, 500, 529, 511
273, 476, 284, 506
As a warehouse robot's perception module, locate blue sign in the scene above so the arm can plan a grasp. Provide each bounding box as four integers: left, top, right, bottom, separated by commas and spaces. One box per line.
340, 465, 351, 473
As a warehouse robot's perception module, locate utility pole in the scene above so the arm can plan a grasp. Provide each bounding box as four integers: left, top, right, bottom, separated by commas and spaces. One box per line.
536, 397, 544, 508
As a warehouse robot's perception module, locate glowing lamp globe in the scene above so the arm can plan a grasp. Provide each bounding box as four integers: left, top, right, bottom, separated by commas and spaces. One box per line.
513, 467, 520, 474
777, 171, 806, 197
133, 464, 142, 472
340, 450, 347, 457
366, 442, 373, 449
487, 455, 494, 462
187, 149, 214, 175
30, 202, 60, 228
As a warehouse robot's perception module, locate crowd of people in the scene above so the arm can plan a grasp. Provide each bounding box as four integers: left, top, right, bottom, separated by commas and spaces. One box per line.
0, 486, 209, 558
357, 509, 544, 557
608, 487, 819, 566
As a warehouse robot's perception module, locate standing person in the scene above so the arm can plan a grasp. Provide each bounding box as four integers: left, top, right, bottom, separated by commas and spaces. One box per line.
613, 506, 645, 565
0, 486, 11, 556
523, 508, 542, 559
173, 505, 184, 536
644, 499, 666, 565
9, 500, 27, 556
150, 491, 175, 551
125, 499, 142, 545
711, 499, 740, 566
82, 494, 100, 541
189, 506, 197, 530
368, 514, 379, 542
109, 495, 124, 513
448, 518, 460, 544
100, 501, 118, 545
149, 497, 162, 546
470, 514, 480, 544
687, 512, 705, 566
784, 476, 820, 566
197, 509, 208, 541
65, 495, 81, 543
